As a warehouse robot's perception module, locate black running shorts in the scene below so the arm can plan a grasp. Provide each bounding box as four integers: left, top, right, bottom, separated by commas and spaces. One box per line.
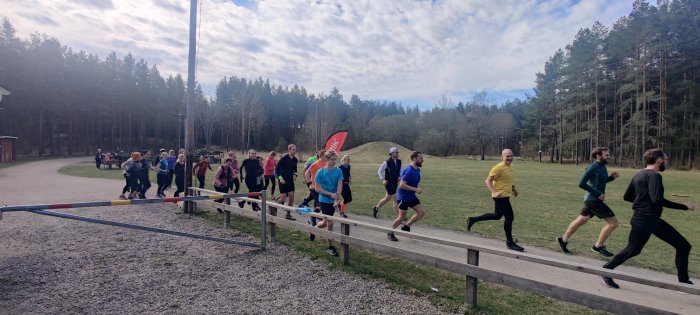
279, 179, 295, 194
398, 198, 420, 210
320, 202, 336, 216
385, 181, 398, 195
580, 200, 615, 219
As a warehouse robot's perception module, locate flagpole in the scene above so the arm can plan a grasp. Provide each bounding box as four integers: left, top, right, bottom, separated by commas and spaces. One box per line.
184, 0, 198, 213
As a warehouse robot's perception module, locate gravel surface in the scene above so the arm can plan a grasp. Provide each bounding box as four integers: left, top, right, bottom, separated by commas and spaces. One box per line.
0, 203, 450, 314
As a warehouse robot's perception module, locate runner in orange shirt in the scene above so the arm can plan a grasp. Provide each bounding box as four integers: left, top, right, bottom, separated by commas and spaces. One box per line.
304, 150, 327, 226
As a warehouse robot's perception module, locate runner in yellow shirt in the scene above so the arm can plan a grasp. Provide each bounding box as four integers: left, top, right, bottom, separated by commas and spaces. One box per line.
467, 149, 524, 251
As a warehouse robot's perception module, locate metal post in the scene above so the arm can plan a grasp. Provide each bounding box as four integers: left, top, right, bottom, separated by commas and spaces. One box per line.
465, 249, 480, 307
260, 190, 267, 249
315, 101, 320, 149
184, 0, 198, 213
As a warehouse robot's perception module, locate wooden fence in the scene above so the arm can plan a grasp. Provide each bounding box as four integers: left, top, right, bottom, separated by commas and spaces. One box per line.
190, 187, 699, 315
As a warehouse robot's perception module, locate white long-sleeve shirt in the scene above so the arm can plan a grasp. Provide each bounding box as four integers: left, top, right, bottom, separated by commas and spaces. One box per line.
377, 161, 388, 181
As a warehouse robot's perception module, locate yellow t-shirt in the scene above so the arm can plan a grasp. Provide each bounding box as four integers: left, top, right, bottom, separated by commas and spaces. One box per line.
488, 162, 514, 197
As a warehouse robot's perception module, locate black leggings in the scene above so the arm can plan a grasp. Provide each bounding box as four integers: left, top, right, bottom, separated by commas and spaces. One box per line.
157, 173, 168, 196
244, 178, 261, 210
228, 178, 240, 193
472, 198, 515, 243
197, 175, 205, 189
122, 174, 130, 194
214, 185, 228, 204
604, 218, 691, 282
174, 174, 184, 197
264, 175, 276, 195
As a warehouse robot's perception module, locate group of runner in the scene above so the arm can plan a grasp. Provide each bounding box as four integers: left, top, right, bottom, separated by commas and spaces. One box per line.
464, 147, 695, 288
118, 149, 185, 199
114, 144, 695, 288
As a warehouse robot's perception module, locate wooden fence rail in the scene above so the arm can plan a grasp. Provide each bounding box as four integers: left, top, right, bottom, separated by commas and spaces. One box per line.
189, 187, 698, 314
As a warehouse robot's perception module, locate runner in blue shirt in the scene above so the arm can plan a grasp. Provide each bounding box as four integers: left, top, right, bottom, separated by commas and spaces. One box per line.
310, 150, 344, 257
387, 151, 425, 242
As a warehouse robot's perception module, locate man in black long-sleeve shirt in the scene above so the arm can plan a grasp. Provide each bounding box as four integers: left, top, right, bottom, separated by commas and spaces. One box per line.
239, 149, 263, 211
275, 144, 298, 220
602, 148, 695, 289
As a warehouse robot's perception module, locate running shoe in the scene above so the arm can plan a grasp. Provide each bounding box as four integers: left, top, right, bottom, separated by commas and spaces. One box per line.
327, 246, 339, 257
506, 241, 525, 252
557, 237, 571, 254
372, 206, 379, 218
284, 211, 296, 221
298, 202, 308, 208
401, 224, 411, 232
341, 213, 348, 218
387, 232, 398, 242
680, 280, 694, 285
602, 276, 619, 289
592, 245, 614, 257
467, 217, 475, 231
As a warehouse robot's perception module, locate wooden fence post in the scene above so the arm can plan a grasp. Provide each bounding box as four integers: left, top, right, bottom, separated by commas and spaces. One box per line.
466, 249, 480, 307
269, 206, 277, 242
260, 191, 267, 249
224, 210, 231, 228
340, 222, 350, 265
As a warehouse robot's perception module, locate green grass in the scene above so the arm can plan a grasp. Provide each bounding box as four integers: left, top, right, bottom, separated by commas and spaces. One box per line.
57, 143, 700, 276
194, 211, 603, 314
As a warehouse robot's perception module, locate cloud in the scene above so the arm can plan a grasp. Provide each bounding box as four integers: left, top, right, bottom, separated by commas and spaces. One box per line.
18, 12, 59, 26
1, 0, 633, 107
152, 0, 186, 14
72, 0, 114, 10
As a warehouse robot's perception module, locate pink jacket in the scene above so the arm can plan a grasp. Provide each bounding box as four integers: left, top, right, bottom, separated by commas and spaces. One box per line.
213, 165, 234, 188
264, 157, 276, 176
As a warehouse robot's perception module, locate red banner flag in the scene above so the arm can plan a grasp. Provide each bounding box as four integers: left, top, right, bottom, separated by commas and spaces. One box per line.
324, 130, 348, 153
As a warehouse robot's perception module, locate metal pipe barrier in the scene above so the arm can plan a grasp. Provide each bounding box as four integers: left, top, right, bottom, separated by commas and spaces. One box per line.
0, 192, 265, 248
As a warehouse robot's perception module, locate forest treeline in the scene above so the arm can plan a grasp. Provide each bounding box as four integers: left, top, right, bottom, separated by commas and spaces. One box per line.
0, 0, 698, 168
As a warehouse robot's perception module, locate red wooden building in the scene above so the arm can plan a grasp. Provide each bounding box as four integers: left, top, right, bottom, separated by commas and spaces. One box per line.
0, 136, 17, 163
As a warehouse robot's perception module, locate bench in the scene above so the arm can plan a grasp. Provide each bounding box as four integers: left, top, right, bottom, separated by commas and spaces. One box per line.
100, 160, 121, 169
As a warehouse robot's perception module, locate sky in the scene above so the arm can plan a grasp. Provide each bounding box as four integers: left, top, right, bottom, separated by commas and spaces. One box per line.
1, 0, 633, 108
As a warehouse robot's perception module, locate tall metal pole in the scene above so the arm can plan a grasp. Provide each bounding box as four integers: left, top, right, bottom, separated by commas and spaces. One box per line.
315, 101, 320, 150
184, 0, 198, 213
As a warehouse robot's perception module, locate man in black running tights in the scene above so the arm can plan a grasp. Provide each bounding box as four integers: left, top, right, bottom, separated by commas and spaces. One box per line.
467, 149, 524, 251
239, 149, 263, 211
602, 148, 695, 289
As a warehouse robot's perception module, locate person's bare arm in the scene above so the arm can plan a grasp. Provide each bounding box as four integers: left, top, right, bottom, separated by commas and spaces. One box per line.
485, 175, 501, 197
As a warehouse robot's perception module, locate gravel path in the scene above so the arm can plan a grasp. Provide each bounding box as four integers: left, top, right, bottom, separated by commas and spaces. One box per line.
0, 158, 451, 314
